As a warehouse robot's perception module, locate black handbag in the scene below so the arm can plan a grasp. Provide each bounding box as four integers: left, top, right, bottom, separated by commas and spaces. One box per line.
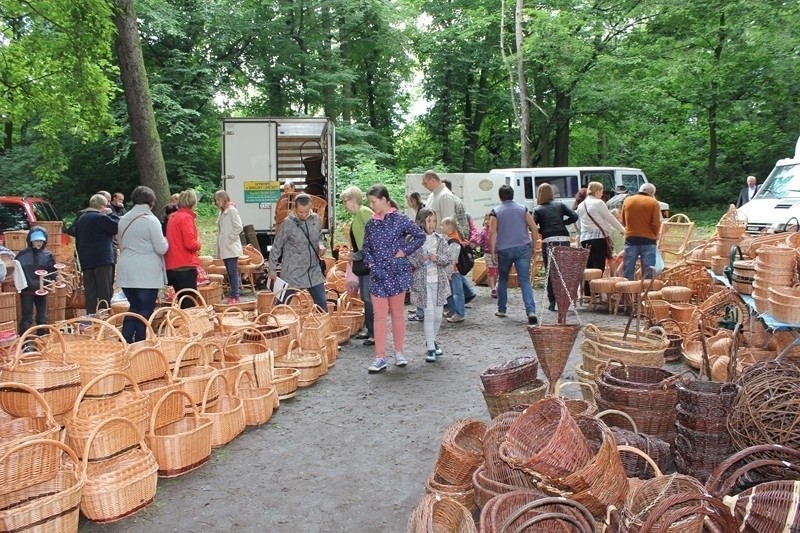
350, 227, 371, 276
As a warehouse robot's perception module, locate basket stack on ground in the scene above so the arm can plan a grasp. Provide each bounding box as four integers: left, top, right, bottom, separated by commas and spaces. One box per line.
479, 356, 543, 418
0, 295, 335, 526
674, 377, 737, 483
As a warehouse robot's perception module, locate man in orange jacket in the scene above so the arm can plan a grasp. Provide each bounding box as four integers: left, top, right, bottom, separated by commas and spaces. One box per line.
620, 183, 661, 280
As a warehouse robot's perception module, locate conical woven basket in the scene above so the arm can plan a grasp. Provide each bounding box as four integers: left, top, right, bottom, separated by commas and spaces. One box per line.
550, 246, 589, 323
527, 323, 580, 394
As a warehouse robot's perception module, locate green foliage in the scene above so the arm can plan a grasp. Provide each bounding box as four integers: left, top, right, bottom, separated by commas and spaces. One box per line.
334, 158, 405, 224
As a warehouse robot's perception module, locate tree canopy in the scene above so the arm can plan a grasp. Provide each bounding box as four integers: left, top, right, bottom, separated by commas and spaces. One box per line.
1, 0, 799, 213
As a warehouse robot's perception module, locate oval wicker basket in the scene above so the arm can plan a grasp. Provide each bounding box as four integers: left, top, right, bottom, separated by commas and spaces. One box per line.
200, 373, 246, 447
407, 492, 476, 533
480, 379, 547, 419
434, 419, 486, 486
480, 356, 539, 396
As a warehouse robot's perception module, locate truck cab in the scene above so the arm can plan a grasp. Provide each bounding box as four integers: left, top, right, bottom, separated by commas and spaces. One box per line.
738, 137, 800, 234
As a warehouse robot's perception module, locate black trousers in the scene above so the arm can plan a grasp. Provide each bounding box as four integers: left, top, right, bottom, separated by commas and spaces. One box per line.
167, 267, 198, 309
581, 238, 609, 295
19, 293, 47, 335
83, 264, 115, 315
542, 241, 571, 306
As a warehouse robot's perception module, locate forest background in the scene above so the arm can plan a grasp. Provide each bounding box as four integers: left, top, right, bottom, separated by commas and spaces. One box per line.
2, 0, 800, 224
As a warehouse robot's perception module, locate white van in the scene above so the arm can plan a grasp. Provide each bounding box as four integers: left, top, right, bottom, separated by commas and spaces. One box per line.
737, 137, 800, 234
488, 167, 669, 215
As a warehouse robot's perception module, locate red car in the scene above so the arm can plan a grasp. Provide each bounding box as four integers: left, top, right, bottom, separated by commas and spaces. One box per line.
0, 196, 69, 247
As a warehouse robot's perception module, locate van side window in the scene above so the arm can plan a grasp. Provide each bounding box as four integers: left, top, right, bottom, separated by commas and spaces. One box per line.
536, 175, 578, 198
0, 203, 29, 231
524, 175, 534, 199
621, 174, 639, 192
585, 172, 614, 192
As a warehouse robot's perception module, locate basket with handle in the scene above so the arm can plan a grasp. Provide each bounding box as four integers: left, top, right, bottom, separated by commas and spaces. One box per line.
554, 381, 597, 417
105, 312, 160, 352
471, 464, 543, 510
223, 326, 271, 363
234, 369, 276, 426
127, 344, 173, 386
607, 416, 673, 481
215, 305, 255, 333
0, 325, 81, 417
582, 317, 668, 368
0, 439, 85, 533
129, 347, 184, 430
273, 340, 324, 387
716, 204, 747, 239
0, 382, 62, 493
203, 340, 248, 394
594, 359, 680, 412
480, 379, 547, 419
172, 342, 220, 410
199, 373, 245, 447
64, 371, 151, 461
480, 492, 596, 533
148, 306, 202, 368
244, 313, 292, 359
621, 470, 709, 532
636, 493, 739, 533
480, 356, 539, 396
42, 317, 131, 398
197, 281, 223, 305
425, 471, 476, 512
270, 304, 302, 343
80, 416, 158, 523
298, 305, 330, 351
146, 388, 213, 478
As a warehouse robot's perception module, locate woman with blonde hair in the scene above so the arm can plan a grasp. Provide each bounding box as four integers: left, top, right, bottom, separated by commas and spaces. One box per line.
214, 190, 244, 304
533, 183, 578, 312
576, 181, 625, 281
165, 189, 202, 307
340, 186, 375, 345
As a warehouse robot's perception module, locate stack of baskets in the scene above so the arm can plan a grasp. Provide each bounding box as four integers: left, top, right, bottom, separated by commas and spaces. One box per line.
674, 377, 738, 482
479, 356, 544, 418
426, 419, 486, 512
594, 361, 680, 445
767, 283, 800, 324
753, 246, 797, 315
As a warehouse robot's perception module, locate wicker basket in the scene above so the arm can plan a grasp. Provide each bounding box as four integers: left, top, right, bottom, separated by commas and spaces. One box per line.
172, 342, 220, 410
499, 397, 593, 480
234, 369, 276, 426
479, 491, 596, 533
270, 304, 302, 342
0, 335, 81, 417
80, 417, 159, 523
105, 312, 160, 352
148, 306, 202, 368
172, 289, 216, 336
407, 493, 476, 533
223, 326, 271, 363
199, 373, 245, 447
582, 321, 667, 368
480, 356, 539, 396
273, 340, 324, 387
3, 230, 28, 252
245, 313, 292, 359
0, 439, 85, 533
146, 389, 213, 478
622, 472, 708, 532
65, 371, 151, 461
424, 471, 476, 512
197, 281, 223, 305
0, 382, 62, 493
434, 419, 486, 486
480, 379, 547, 419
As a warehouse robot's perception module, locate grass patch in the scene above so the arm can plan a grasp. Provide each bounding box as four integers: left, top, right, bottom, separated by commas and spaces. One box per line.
671, 205, 727, 228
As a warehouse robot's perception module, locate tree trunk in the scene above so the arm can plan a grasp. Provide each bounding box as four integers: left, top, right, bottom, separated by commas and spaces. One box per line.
339, 14, 352, 124
707, 11, 725, 187
114, 0, 170, 214
553, 92, 571, 166
515, 0, 531, 167
3, 121, 11, 151
462, 67, 488, 172
533, 74, 550, 166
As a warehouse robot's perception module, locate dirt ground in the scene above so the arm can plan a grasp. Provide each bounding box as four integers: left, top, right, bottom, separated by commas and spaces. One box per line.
79, 283, 686, 533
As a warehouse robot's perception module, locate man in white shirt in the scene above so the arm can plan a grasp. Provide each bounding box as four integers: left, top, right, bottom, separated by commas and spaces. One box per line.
736, 175, 758, 208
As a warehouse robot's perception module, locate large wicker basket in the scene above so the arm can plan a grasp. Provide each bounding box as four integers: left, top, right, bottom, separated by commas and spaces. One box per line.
200, 374, 246, 447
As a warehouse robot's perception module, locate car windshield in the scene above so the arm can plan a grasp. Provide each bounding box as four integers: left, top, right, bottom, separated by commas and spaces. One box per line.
0, 203, 29, 231
756, 163, 800, 199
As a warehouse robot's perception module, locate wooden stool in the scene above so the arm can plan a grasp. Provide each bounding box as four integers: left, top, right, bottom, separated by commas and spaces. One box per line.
661, 285, 693, 303
613, 280, 645, 315
239, 245, 265, 295
581, 269, 603, 305
589, 277, 625, 312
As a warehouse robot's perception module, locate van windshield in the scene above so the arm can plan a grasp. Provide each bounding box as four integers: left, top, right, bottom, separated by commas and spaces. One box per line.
757, 163, 800, 199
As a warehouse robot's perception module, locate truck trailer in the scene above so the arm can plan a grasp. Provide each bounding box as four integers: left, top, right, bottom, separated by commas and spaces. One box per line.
221, 117, 335, 254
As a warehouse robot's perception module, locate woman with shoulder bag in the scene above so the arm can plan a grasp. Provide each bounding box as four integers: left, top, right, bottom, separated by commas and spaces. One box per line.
534, 183, 579, 312
214, 190, 244, 304
576, 181, 625, 287
340, 186, 375, 345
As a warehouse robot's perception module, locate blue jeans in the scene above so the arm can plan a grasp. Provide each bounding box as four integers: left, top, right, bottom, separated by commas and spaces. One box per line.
358, 274, 375, 337
121, 288, 159, 343
497, 244, 536, 315
447, 272, 466, 318
223, 257, 240, 298
542, 241, 571, 306
284, 284, 328, 312
623, 244, 657, 281
462, 275, 476, 301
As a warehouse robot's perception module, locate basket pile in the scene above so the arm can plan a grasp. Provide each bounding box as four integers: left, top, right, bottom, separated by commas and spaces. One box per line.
407, 493, 476, 533
581, 320, 668, 374
479, 356, 545, 418
753, 246, 797, 315
425, 419, 486, 511
674, 377, 737, 482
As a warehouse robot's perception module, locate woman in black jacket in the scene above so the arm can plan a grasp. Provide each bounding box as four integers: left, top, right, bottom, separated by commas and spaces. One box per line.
533, 183, 579, 311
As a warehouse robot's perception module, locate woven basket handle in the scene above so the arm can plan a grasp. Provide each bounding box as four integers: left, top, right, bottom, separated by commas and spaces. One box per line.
705, 443, 800, 497
223, 326, 268, 353
501, 512, 588, 533
617, 444, 663, 478
149, 388, 198, 436
81, 416, 146, 472
583, 323, 603, 340
129, 346, 173, 384
57, 316, 125, 344
71, 371, 140, 417
271, 304, 299, 320
498, 496, 595, 533
234, 368, 256, 397
254, 313, 280, 328
173, 288, 208, 309
554, 381, 595, 400
13, 324, 66, 365
106, 311, 156, 340
170, 341, 206, 380
595, 409, 638, 433
597, 359, 626, 377
0, 381, 55, 423
0, 438, 81, 472
149, 306, 192, 336
200, 371, 226, 415
638, 493, 738, 533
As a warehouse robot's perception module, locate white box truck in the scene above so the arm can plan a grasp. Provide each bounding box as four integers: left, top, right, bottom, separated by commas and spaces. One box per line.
405, 166, 668, 220
221, 117, 335, 253
737, 136, 800, 234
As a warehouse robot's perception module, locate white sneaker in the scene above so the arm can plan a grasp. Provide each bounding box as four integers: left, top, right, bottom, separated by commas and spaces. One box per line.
395, 353, 408, 367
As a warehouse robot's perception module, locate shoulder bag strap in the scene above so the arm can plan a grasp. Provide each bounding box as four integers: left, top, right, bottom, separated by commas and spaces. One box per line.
585, 204, 608, 239
119, 214, 149, 249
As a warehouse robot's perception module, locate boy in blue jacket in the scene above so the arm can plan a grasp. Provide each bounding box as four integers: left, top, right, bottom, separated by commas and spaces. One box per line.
15, 226, 56, 334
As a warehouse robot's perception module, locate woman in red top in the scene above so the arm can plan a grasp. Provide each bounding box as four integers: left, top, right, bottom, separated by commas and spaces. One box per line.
165, 190, 202, 308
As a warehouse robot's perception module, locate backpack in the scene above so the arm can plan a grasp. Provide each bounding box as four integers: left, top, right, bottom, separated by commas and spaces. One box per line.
453, 197, 470, 239
448, 238, 475, 276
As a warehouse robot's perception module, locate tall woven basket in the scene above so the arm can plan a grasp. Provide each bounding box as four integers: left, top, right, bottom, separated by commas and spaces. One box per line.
527, 323, 580, 394
550, 246, 590, 324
